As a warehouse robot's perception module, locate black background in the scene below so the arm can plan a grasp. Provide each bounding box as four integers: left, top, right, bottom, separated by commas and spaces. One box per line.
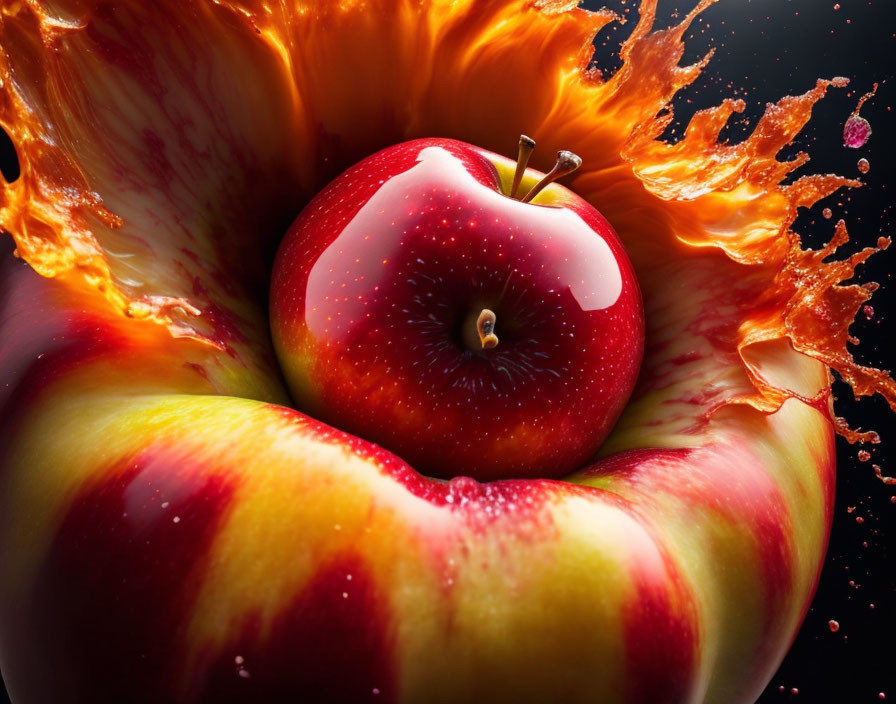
0, 0, 893, 701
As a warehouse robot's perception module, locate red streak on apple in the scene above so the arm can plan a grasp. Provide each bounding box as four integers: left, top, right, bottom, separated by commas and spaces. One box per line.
7, 453, 237, 703
622, 529, 699, 704
0, 251, 213, 457
271, 138, 644, 481
585, 441, 830, 701
197, 554, 395, 704
0, 256, 134, 445
589, 446, 798, 621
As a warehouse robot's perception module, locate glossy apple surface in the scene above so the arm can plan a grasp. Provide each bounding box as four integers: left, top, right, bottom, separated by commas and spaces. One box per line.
270, 138, 644, 480
0, 1, 879, 703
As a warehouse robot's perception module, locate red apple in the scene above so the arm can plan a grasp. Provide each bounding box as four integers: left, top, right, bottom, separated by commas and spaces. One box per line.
270, 138, 644, 480
0, 1, 882, 703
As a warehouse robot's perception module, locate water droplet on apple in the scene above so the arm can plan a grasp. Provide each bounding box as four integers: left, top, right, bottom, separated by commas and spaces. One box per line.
448, 476, 480, 504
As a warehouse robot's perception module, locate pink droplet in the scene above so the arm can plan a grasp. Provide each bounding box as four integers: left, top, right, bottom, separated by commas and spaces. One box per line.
844, 116, 872, 148
863, 305, 874, 320
844, 84, 877, 148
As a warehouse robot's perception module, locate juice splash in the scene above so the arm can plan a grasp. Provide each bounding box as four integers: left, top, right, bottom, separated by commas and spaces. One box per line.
3, 0, 890, 435
0, 1, 893, 702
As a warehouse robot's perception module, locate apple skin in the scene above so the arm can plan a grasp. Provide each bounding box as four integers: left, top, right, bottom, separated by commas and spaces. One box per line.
270, 138, 644, 480
0, 0, 844, 702
0, 236, 834, 704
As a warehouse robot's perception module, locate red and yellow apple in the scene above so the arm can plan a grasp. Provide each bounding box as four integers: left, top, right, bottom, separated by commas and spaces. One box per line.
0, 1, 892, 703
270, 137, 644, 480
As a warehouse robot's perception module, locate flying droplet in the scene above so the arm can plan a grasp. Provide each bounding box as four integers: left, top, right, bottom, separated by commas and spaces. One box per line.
857, 158, 870, 174
858, 450, 871, 462
822, 207, 833, 219
828, 619, 840, 632
843, 84, 877, 148
844, 117, 871, 148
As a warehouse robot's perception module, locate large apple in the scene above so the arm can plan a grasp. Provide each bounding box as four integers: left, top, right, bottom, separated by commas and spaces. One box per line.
270, 137, 644, 480
0, 1, 888, 703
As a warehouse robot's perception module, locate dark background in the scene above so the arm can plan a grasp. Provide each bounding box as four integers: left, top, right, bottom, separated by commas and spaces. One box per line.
0, 0, 893, 701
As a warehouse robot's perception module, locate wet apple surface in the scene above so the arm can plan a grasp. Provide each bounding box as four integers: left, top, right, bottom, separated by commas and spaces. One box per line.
271, 138, 644, 480
1, 1, 894, 703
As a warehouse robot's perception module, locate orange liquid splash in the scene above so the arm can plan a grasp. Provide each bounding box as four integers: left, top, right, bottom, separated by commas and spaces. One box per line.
0, 0, 892, 441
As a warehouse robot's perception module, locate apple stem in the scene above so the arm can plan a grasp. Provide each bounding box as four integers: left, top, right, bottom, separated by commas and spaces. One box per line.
511, 135, 536, 198
465, 308, 498, 350
521, 150, 582, 203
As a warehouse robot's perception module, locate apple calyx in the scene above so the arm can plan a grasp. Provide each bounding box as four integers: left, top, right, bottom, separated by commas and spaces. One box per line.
463, 308, 500, 351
